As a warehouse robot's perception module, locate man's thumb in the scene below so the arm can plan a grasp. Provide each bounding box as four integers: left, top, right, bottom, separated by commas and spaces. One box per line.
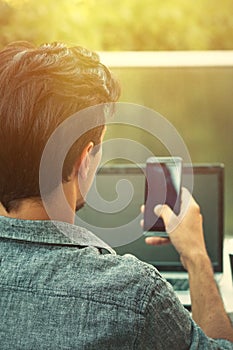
154, 204, 176, 228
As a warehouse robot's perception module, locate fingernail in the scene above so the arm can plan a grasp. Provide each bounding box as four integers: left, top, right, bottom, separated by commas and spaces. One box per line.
154, 204, 163, 215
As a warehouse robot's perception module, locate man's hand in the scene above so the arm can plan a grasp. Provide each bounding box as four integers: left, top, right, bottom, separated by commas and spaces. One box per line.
142, 187, 233, 341
144, 187, 208, 270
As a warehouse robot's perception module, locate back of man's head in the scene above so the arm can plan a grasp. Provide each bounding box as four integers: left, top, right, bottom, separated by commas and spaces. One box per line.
0, 41, 120, 212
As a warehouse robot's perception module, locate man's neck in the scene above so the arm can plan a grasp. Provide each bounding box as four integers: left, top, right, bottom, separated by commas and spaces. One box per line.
0, 188, 78, 224
0, 178, 84, 224
0, 201, 51, 221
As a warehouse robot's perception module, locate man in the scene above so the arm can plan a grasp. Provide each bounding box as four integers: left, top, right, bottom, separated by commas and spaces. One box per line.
0, 41, 232, 349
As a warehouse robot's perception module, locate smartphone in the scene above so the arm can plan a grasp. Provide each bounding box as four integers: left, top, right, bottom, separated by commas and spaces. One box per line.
143, 157, 182, 236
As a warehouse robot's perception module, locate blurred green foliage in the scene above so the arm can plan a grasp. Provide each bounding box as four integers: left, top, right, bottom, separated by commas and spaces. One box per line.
0, 0, 232, 49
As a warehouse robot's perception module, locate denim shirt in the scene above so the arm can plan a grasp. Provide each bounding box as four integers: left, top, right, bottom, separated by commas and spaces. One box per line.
0, 216, 232, 350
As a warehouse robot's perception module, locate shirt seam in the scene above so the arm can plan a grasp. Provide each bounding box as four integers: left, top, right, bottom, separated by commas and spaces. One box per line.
0, 282, 146, 315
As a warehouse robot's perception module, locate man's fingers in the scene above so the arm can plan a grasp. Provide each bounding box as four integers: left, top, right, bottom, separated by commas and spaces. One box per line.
145, 236, 170, 246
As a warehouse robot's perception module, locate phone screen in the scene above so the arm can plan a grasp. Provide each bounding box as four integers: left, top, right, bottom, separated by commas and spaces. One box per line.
143, 157, 182, 232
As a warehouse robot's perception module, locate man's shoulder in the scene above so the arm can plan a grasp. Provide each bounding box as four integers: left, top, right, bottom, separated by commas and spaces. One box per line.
60, 245, 161, 283
76, 250, 166, 310
97, 251, 161, 283
46, 247, 165, 313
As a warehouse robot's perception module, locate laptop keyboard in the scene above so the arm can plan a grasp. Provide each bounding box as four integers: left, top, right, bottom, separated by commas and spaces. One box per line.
166, 278, 189, 291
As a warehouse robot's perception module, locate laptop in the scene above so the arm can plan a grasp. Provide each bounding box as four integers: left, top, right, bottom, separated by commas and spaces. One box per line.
76, 163, 224, 308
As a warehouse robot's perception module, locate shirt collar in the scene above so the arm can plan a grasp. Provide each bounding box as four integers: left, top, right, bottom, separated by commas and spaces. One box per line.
0, 216, 116, 255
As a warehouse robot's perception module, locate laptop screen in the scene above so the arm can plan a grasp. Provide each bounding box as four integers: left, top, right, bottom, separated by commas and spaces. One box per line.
76, 164, 224, 273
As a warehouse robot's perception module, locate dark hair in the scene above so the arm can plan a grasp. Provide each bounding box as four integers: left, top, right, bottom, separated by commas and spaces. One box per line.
0, 41, 120, 212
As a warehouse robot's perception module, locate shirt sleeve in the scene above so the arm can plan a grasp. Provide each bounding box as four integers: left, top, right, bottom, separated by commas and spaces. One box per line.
189, 322, 233, 350
138, 267, 233, 350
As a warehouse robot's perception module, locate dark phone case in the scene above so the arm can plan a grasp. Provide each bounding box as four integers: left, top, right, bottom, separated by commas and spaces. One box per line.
143, 160, 182, 232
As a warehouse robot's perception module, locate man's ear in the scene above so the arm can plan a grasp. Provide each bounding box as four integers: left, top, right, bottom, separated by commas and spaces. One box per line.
75, 142, 94, 180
